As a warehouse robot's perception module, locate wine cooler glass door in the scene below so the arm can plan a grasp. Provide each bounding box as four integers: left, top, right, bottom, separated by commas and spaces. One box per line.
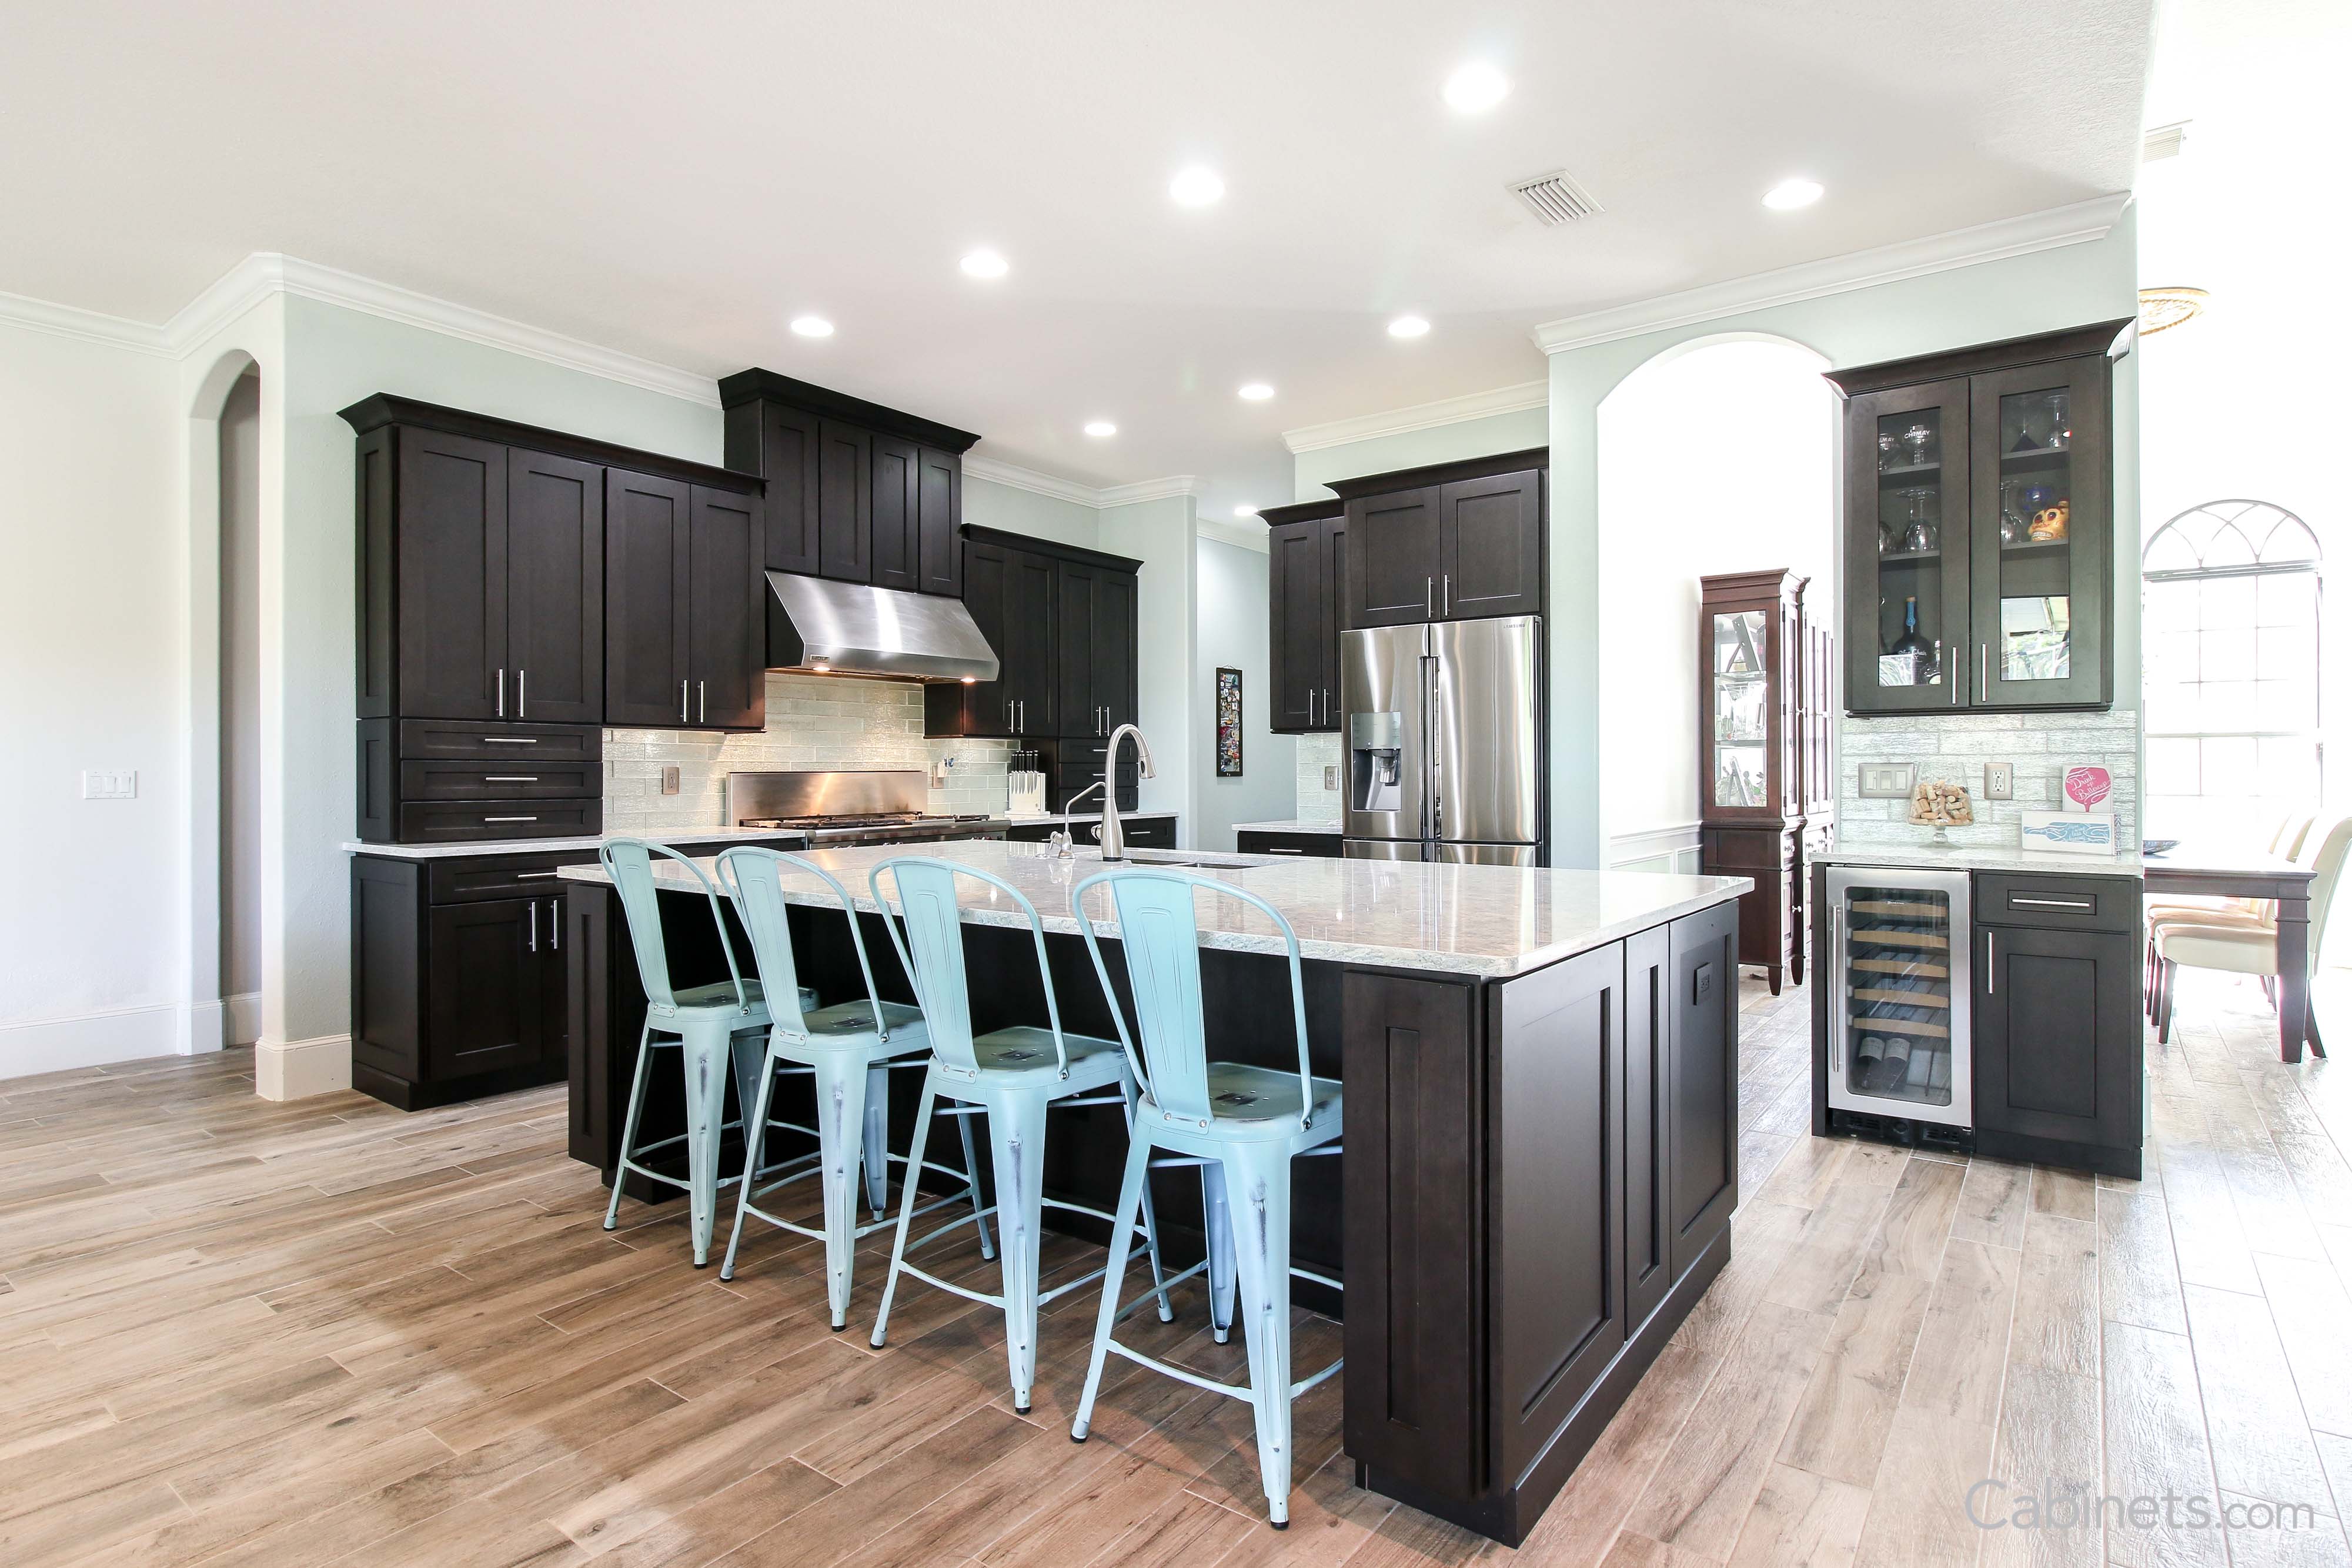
1826, 867, 1973, 1128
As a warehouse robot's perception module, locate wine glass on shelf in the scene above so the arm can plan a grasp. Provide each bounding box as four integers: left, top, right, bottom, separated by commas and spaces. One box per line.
2040, 393, 2070, 450
1900, 423, 1934, 468
1877, 430, 1899, 473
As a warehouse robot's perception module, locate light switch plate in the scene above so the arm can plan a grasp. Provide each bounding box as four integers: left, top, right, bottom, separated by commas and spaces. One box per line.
82, 769, 136, 800
1984, 761, 2014, 801
1857, 762, 1916, 800
1324, 765, 1338, 791
660, 765, 681, 795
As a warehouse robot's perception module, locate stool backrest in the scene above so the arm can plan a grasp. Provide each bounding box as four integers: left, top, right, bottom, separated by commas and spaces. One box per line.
1072, 868, 1314, 1129
717, 847, 896, 1041
870, 857, 1071, 1078
597, 840, 751, 1017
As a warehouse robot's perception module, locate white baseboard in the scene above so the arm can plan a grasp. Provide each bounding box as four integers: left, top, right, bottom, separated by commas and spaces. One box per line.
256, 1034, 352, 1101
186, 999, 225, 1055
0, 1002, 183, 1081
225, 992, 261, 1048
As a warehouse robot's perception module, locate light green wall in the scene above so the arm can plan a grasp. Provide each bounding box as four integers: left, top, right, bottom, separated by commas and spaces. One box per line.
963, 473, 1100, 551
1194, 537, 1295, 849
1291, 404, 1548, 502
1097, 495, 1198, 831
1546, 212, 2141, 866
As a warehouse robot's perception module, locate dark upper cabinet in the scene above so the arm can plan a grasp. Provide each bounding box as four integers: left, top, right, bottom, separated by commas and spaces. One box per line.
1439, 469, 1544, 620
917, 446, 963, 597
505, 451, 604, 724
930, 535, 1055, 737
1264, 501, 1345, 733
687, 486, 765, 730
1330, 448, 1549, 631
817, 419, 873, 584
717, 370, 981, 600
1055, 559, 1138, 737
1828, 320, 2128, 714
603, 470, 764, 731
393, 429, 508, 721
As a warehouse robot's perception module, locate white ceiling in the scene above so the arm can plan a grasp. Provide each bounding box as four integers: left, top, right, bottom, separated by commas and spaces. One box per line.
1, 1, 2152, 517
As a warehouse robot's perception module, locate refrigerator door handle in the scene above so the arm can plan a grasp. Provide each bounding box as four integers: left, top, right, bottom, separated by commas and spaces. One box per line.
1425, 651, 1442, 841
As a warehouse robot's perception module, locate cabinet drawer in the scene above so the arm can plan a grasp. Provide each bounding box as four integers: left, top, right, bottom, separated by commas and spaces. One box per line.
1237, 830, 1341, 858
1975, 872, 2139, 934
397, 798, 602, 846
427, 850, 601, 905
399, 760, 601, 801
397, 719, 604, 763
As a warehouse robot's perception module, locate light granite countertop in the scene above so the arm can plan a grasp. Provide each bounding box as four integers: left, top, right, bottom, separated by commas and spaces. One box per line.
1818, 841, 2144, 877
1232, 819, 1343, 835
342, 826, 812, 861
557, 839, 1748, 978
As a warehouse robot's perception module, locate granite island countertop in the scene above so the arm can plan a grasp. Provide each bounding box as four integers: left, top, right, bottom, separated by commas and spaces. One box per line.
557, 839, 1750, 978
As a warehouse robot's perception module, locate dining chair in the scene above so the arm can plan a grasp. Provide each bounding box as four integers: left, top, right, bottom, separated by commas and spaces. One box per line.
713, 847, 991, 1328
864, 856, 1171, 1415
598, 840, 817, 1267
2146, 812, 2317, 1021
1065, 867, 1343, 1530
2153, 815, 2352, 1052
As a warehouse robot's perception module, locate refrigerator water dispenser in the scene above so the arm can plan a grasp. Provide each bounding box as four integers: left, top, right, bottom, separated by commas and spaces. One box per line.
1349, 710, 1404, 813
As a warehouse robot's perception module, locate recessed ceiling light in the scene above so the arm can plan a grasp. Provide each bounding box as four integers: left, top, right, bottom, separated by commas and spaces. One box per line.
789, 315, 834, 337
1387, 315, 1431, 339
1168, 166, 1225, 207
1762, 178, 1823, 211
1442, 62, 1510, 113
1234, 504, 1259, 519
960, 249, 1008, 279
1083, 420, 1117, 438
1237, 382, 1275, 401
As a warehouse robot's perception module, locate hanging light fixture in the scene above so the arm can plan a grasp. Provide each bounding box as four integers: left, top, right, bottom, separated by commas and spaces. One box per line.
2138, 286, 2209, 336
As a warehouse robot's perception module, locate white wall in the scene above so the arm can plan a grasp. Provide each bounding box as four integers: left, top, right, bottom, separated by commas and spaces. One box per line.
219, 369, 263, 1036
1596, 340, 1835, 868
0, 323, 186, 1076
1193, 537, 1295, 850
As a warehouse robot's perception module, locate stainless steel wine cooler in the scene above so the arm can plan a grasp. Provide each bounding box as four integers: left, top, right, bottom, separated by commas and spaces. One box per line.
1825, 866, 1973, 1129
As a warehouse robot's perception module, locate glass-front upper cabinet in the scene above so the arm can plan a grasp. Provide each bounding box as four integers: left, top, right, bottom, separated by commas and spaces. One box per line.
1698, 569, 1808, 824
1830, 322, 2126, 714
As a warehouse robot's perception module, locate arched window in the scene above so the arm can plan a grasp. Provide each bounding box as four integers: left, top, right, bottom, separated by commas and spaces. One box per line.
2142, 500, 2323, 840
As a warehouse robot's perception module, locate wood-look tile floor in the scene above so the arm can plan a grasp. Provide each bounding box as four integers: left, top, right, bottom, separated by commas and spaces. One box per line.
6, 970, 2351, 1567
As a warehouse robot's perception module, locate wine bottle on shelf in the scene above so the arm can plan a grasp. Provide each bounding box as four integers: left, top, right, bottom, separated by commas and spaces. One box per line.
1887, 597, 1932, 684
1876, 1039, 1913, 1091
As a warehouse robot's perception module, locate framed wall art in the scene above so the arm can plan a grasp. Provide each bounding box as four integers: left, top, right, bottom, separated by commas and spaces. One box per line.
1215, 667, 1244, 777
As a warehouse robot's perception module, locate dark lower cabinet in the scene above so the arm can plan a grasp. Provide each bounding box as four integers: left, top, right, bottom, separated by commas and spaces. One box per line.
1235, 828, 1342, 858
1975, 918, 2141, 1172
1002, 814, 1172, 849
1667, 902, 1739, 1275
1622, 926, 1673, 1331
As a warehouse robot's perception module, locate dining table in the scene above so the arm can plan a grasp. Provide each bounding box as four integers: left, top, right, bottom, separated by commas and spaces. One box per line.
2144, 844, 2322, 1063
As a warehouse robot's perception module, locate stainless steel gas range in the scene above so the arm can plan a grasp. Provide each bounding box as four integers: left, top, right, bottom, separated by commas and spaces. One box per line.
724, 770, 1007, 847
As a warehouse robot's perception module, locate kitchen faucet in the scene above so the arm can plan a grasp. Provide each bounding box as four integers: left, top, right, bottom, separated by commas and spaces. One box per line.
1096, 724, 1156, 860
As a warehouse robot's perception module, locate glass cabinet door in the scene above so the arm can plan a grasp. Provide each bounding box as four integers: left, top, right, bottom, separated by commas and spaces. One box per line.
1970, 357, 2109, 707
1843, 379, 1972, 713
1837, 884, 1960, 1112
1710, 607, 1772, 812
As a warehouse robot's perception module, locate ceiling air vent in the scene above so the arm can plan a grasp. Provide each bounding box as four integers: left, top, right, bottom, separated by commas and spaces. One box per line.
1508, 169, 1604, 226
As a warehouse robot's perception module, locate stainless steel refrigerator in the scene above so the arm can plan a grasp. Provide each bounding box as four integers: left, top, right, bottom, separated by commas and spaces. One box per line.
1341, 615, 1545, 865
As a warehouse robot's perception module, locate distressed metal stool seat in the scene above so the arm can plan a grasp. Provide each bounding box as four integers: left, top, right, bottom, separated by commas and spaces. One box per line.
597, 840, 818, 1268
1066, 868, 1343, 1529
864, 857, 1172, 1414
714, 847, 993, 1328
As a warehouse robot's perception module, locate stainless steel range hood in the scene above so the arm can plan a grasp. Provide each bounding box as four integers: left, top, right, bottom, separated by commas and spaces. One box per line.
764, 571, 1000, 682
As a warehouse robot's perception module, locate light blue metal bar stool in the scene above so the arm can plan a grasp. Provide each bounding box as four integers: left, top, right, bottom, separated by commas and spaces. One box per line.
864, 856, 1172, 1413
714, 847, 993, 1326
1066, 867, 1343, 1529
597, 840, 817, 1268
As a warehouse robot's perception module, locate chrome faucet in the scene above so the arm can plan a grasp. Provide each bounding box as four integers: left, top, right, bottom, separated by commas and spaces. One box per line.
1097, 724, 1157, 861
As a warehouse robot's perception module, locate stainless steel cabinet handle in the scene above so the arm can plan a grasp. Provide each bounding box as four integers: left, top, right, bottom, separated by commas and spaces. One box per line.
515, 870, 560, 880
1425, 577, 1434, 617
2012, 895, 2094, 910
528, 901, 538, 954
518, 668, 527, 718
1945, 641, 1958, 705
1267, 847, 1304, 855
680, 680, 689, 724
548, 900, 560, 951
1980, 643, 1990, 700
1986, 930, 1994, 992
1829, 905, 1843, 1071
496, 668, 506, 718
483, 815, 538, 823
699, 680, 707, 723
483, 775, 539, 783
483, 737, 537, 745
1444, 574, 1452, 613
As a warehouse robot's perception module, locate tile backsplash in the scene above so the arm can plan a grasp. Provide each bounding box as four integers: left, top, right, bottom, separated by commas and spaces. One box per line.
1296, 733, 1341, 823
603, 673, 1012, 833
1836, 708, 2138, 851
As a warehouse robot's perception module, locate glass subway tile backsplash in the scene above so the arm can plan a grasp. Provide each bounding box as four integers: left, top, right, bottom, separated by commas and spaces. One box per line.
1836, 708, 2137, 850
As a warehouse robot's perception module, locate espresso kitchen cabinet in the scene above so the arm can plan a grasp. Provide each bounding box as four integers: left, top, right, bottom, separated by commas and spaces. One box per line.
1055, 557, 1139, 738
1262, 499, 1345, 733
1828, 320, 2130, 715
604, 469, 764, 731
1331, 449, 1548, 631
927, 527, 1141, 744
817, 419, 873, 584
917, 445, 963, 597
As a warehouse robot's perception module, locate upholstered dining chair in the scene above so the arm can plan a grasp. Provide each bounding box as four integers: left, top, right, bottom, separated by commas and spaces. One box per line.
2152, 815, 2352, 1054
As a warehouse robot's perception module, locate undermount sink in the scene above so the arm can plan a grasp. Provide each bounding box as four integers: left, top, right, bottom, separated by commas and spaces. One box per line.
1115, 851, 1259, 870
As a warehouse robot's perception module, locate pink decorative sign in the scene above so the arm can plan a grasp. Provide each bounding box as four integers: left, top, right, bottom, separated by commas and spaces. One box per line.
2062, 764, 2113, 813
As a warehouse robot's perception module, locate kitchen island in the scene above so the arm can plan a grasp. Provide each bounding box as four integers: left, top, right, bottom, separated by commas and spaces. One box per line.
559, 841, 1748, 1545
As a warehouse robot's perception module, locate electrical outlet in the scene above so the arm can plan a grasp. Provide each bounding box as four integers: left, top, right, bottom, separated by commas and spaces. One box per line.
1984, 761, 2014, 801
660, 765, 680, 795
1323, 765, 1338, 791
82, 769, 136, 800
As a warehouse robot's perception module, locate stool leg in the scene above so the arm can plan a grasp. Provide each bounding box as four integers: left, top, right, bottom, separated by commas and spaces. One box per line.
811, 1053, 873, 1330
720, 1042, 784, 1282
1119, 1072, 1175, 1324
1202, 1162, 1237, 1344
1224, 1147, 1296, 1527
677, 1019, 733, 1267
985, 1092, 1050, 1413
956, 1111, 995, 1261
861, 1061, 892, 1221
1071, 1131, 1152, 1443
604, 1021, 656, 1232
869, 1080, 938, 1349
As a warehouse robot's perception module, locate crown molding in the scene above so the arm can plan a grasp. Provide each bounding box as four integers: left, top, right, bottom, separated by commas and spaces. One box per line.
1194, 515, 1269, 553
0, 287, 175, 355
1530, 193, 2133, 356
1097, 474, 1204, 508
961, 453, 1102, 508
1281, 379, 1549, 454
